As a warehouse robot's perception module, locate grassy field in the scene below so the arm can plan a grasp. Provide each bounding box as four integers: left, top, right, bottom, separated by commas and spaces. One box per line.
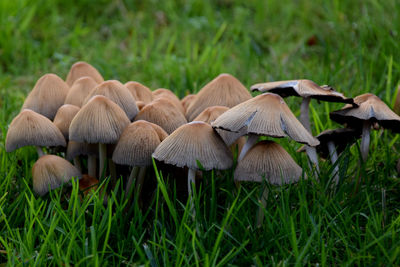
1, 0, 400, 265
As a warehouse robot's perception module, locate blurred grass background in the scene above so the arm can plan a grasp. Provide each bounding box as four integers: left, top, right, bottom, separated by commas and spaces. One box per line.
1, 0, 400, 265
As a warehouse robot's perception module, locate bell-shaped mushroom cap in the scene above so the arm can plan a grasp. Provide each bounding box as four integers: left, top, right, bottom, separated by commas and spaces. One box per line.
330, 93, 400, 132
64, 76, 98, 107
134, 98, 187, 134
69, 95, 130, 144
6, 109, 66, 152
83, 80, 138, 120
234, 140, 303, 185
112, 120, 168, 167
53, 104, 80, 140
181, 94, 196, 113
136, 101, 146, 110
65, 61, 104, 86
212, 93, 319, 146
22, 73, 70, 120
186, 73, 252, 121
66, 141, 98, 160
32, 155, 82, 196
153, 88, 185, 114
193, 106, 229, 123
153, 121, 233, 170
125, 81, 153, 104
251, 79, 353, 103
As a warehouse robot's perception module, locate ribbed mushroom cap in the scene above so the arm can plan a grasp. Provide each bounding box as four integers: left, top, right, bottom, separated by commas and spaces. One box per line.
212, 93, 319, 146
153, 121, 233, 170
69, 95, 130, 144
64, 76, 98, 107
330, 93, 400, 132
234, 140, 302, 185
32, 155, 82, 196
134, 98, 187, 134
22, 73, 70, 120
181, 94, 196, 113
66, 141, 98, 160
53, 104, 80, 140
153, 88, 185, 114
6, 109, 66, 152
65, 61, 104, 86
186, 73, 252, 121
193, 106, 229, 123
112, 120, 168, 167
125, 81, 153, 104
83, 80, 138, 120
136, 101, 146, 110
251, 79, 353, 103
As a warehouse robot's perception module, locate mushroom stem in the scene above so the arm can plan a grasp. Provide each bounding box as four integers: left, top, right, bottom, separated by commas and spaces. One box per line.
238, 134, 258, 161
109, 159, 117, 186
73, 156, 82, 172
327, 141, 339, 186
99, 143, 107, 181
88, 156, 97, 178
361, 121, 371, 161
36, 146, 45, 157
126, 166, 139, 197
188, 168, 196, 215
256, 187, 269, 228
135, 166, 147, 198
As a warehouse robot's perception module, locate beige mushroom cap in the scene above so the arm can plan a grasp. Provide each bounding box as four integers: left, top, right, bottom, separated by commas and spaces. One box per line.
193, 106, 229, 123
112, 120, 168, 167
125, 81, 153, 104
234, 140, 303, 185
212, 93, 319, 146
22, 73, 70, 120
6, 109, 66, 152
64, 76, 98, 107
53, 104, 80, 140
153, 121, 233, 170
186, 73, 252, 121
69, 95, 130, 144
65, 61, 104, 86
32, 155, 82, 196
153, 88, 185, 114
181, 94, 196, 114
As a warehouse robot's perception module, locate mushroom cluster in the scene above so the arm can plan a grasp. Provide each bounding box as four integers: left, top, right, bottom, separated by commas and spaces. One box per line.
5, 62, 400, 221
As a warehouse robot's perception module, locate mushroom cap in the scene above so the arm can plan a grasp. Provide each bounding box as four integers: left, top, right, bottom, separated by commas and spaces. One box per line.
153, 121, 233, 171
64, 76, 98, 107
212, 93, 319, 146
22, 73, 70, 120
69, 95, 130, 144
125, 81, 153, 104
6, 109, 66, 152
153, 88, 185, 114
330, 93, 400, 132
134, 98, 187, 134
32, 155, 82, 196
66, 141, 98, 160
112, 120, 168, 167
186, 73, 252, 121
65, 61, 104, 86
234, 140, 303, 185
83, 80, 138, 120
136, 101, 146, 110
193, 106, 229, 123
314, 128, 361, 159
53, 104, 80, 140
251, 79, 353, 103
181, 94, 196, 113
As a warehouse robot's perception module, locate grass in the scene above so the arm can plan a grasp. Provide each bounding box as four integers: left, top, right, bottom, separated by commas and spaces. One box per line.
1, 0, 400, 265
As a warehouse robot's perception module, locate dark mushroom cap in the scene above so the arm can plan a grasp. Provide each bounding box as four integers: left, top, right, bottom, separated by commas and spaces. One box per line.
315, 128, 361, 159
330, 93, 400, 132
234, 140, 303, 185
65, 61, 104, 86
53, 104, 80, 140
125, 81, 153, 104
64, 76, 98, 107
6, 109, 66, 152
251, 79, 353, 103
153, 121, 233, 171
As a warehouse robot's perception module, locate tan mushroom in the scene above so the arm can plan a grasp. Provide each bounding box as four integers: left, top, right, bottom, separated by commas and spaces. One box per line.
65, 61, 104, 86
125, 81, 153, 104
64, 76, 98, 107
53, 104, 80, 140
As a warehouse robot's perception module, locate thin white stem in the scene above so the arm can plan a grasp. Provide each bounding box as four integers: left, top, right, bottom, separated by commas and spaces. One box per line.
361, 121, 371, 161
126, 166, 139, 195
36, 146, 45, 157
135, 166, 147, 197
88, 156, 97, 178
256, 187, 269, 228
99, 143, 107, 181
238, 134, 258, 161
327, 141, 339, 186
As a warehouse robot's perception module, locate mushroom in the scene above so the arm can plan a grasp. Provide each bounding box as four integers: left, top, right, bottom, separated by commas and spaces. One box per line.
181, 94, 196, 114
22, 73, 70, 120
153, 88, 185, 114
125, 81, 153, 104
136, 101, 146, 111
6, 109, 66, 157
66, 141, 98, 176
330, 93, 400, 161
53, 104, 80, 140
79, 174, 99, 196
32, 155, 82, 196
65, 61, 104, 86
186, 73, 252, 121
69, 95, 130, 180
64, 76, 98, 107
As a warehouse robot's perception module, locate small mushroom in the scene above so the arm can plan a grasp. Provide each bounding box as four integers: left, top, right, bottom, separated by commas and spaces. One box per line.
53, 104, 80, 140
125, 81, 153, 104
181, 94, 196, 114
153, 88, 185, 114
66, 141, 98, 177
65, 61, 104, 86
64, 76, 98, 107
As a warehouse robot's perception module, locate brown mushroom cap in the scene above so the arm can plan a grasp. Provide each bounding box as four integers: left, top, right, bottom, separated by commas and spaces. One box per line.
330, 93, 400, 132
181, 94, 196, 113
125, 81, 153, 104
64, 76, 98, 107
22, 73, 70, 120
186, 73, 252, 121
212, 93, 319, 146
193, 106, 229, 123
65, 61, 104, 86
53, 104, 80, 140
153, 121, 233, 170
134, 98, 187, 134
153, 88, 185, 114
83, 80, 138, 120
136, 101, 146, 110
112, 120, 168, 167
234, 140, 303, 185
69, 95, 130, 144
251, 79, 353, 103
66, 141, 98, 160
32, 155, 82, 196
6, 109, 66, 152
